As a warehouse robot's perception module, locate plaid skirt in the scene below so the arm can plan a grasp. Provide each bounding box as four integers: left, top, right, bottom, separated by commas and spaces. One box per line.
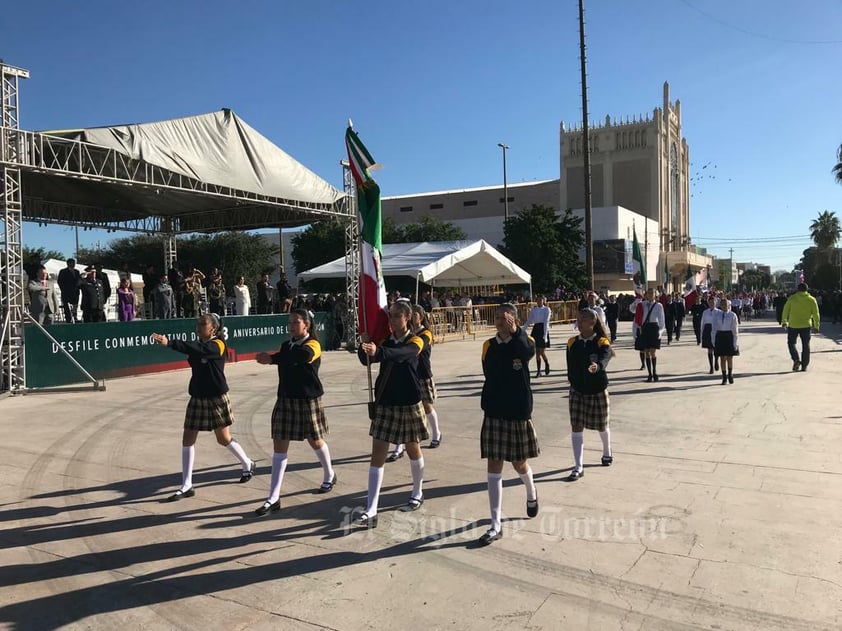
184, 393, 235, 431
370, 402, 429, 444
271, 396, 329, 441
568, 388, 610, 431
420, 377, 437, 404
480, 416, 541, 462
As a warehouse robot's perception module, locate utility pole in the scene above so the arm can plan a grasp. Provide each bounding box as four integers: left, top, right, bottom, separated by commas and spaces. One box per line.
729, 247, 735, 290
578, 0, 594, 290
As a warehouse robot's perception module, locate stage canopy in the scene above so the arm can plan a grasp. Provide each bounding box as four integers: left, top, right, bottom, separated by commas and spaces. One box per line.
21, 109, 345, 233
298, 239, 531, 286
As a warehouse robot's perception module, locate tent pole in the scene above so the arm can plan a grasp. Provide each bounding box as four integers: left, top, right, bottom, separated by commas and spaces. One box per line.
415, 272, 420, 305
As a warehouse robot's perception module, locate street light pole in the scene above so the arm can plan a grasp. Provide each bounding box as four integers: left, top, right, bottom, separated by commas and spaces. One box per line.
497, 143, 509, 222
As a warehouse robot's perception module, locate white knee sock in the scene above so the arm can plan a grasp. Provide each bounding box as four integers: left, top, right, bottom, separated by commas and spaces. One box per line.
488, 472, 503, 532
518, 466, 537, 501
225, 439, 251, 470
410, 457, 424, 500
313, 443, 335, 484
267, 452, 288, 503
181, 446, 195, 492
427, 409, 441, 441
572, 432, 585, 472
365, 466, 384, 516
599, 429, 612, 458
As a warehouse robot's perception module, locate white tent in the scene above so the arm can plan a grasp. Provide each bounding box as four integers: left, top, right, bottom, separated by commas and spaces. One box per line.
298, 240, 532, 297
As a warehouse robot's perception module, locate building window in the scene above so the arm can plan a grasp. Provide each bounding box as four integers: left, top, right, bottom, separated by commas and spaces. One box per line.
498, 197, 514, 203
400, 206, 413, 213
429, 203, 443, 210
463, 200, 478, 207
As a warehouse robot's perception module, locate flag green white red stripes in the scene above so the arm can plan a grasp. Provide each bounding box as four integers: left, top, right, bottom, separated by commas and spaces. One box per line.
345, 125, 389, 342
631, 226, 646, 294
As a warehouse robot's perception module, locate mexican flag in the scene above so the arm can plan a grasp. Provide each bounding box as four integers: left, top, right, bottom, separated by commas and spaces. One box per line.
345, 124, 389, 343
631, 226, 646, 296
683, 265, 698, 308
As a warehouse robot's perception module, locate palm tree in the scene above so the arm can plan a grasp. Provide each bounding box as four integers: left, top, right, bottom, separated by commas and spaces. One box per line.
834, 144, 842, 185
810, 210, 841, 267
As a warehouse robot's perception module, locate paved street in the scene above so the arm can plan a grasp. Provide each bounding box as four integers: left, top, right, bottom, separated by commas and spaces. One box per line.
1, 316, 841, 630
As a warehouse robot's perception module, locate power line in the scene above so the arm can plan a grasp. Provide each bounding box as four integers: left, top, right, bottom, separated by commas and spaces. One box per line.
679, 0, 842, 45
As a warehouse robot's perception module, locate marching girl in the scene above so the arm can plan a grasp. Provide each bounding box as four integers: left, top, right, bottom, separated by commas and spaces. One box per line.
252, 309, 337, 517
637, 287, 666, 382
525, 295, 551, 377
478, 303, 540, 546
700, 295, 721, 374
412, 304, 442, 448
711, 299, 739, 385
152, 313, 255, 502
566, 308, 613, 480
355, 301, 429, 527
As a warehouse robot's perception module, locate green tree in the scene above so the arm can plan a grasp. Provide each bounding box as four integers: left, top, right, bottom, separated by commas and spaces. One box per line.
396, 215, 467, 243
23, 246, 66, 279
740, 269, 770, 290
811, 262, 841, 291
810, 210, 840, 251
833, 144, 842, 186
500, 205, 586, 294
797, 247, 818, 282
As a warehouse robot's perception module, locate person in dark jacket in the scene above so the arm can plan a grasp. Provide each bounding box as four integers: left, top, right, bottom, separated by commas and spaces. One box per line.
252, 309, 336, 517
353, 301, 428, 528
80, 266, 106, 322
566, 308, 613, 481
667, 292, 686, 342
603, 295, 619, 342
477, 303, 539, 546
57, 258, 81, 323
152, 313, 255, 501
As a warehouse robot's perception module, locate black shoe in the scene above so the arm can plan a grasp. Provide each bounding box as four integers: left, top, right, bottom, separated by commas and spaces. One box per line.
708, 368, 714, 374
386, 450, 404, 463
526, 496, 539, 518
535, 371, 541, 378
792, 360, 800, 371
254, 499, 280, 517
646, 375, 653, 383
653, 374, 659, 382
239, 461, 255, 483
478, 528, 502, 546
318, 473, 338, 494
721, 376, 727, 385
714, 362, 719, 371
728, 374, 734, 384
801, 365, 808, 372
601, 455, 613, 466
398, 496, 424, 512
545, 364, 550, 376
567, 468, 584, 481
168, 487, 195, 502
353, 512, 378, 528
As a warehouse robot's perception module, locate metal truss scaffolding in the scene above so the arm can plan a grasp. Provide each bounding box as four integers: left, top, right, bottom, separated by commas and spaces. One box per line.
1, 62, 29, 393
342, 163, 359, 347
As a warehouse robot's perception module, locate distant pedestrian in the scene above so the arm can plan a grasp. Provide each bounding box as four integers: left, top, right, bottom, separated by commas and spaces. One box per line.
151, 313, 255, 501
712, 299, 739, 384
524, 295, 551, 377
781, 283, 820, 372
700, 296, 721, 374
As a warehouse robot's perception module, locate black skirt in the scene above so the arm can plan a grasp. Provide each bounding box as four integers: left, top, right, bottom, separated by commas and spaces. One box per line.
701, 323, 714, 349
531, 323, 549, 349
714, 331, 740, 357
636, 322, 661, 350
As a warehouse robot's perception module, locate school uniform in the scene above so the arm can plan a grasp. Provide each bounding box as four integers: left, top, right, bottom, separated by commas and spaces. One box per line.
415, 326, 437, 404
480, 326, 540, 461
358, 331, 429, 444
168, 336, 234, 431
566, 333, 612, 432
635, 300, 665, 350
268, 335, 328, 441
525, 305, 551, 349
712, 310, 740, 358
700, 307, 721, 350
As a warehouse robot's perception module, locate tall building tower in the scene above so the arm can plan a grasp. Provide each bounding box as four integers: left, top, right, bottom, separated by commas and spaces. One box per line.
560, 81, 690, 254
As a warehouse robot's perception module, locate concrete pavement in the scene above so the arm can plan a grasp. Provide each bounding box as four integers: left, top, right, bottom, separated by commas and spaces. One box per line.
1, 316, 841, 630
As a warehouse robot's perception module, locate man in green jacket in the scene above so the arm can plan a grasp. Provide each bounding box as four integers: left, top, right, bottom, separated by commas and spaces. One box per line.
781, 283, 820, 371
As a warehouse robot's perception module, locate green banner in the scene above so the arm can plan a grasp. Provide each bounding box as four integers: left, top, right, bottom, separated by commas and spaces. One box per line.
24, 313, 332, 388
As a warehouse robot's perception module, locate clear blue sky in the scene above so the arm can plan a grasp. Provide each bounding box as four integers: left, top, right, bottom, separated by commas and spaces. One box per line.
5, 0, 841, 271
